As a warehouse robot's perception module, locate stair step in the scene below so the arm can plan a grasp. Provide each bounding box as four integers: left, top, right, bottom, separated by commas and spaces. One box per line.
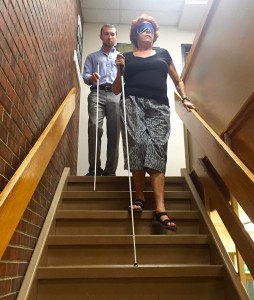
25, 173, 246, 300
55, 210, 199, 219
60, 191, 193, 210
62, 190, 192, 199
44, 234, 211, 266
37, 264, 224, 279
66, 176, 188, 191
47, 234, 210, 245
36, 276, 225, 300
36, 265, 225, 300
52, 210, 200, 235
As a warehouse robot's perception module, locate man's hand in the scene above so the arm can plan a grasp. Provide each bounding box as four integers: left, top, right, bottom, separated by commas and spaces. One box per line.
89, 72, 101, 84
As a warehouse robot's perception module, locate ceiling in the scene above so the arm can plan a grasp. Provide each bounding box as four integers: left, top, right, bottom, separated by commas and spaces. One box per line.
79, 0, 209, 31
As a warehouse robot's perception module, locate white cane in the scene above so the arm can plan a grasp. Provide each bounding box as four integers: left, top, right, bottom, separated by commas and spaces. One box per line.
94, 62, 99, 191
120, 65, 138, 267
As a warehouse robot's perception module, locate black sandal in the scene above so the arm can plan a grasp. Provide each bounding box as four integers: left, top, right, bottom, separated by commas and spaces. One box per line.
153, 212, 177, 231
128, 199, 144, 212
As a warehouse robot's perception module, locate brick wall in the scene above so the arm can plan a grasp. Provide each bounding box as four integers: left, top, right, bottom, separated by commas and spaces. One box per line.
0, 0, 82, 298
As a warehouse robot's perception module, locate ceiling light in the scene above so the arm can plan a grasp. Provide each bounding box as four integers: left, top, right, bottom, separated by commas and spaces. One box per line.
185, 0, 208, 4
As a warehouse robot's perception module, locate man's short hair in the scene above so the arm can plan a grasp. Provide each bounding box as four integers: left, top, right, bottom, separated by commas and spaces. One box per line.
100, 24, 117, 35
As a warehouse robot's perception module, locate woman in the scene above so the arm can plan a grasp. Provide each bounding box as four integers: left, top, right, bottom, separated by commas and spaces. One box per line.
112, 15, 196, 231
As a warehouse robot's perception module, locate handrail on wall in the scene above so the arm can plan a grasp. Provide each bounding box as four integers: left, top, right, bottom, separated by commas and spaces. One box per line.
175, 96, 254, 278
0, 88, 76, 259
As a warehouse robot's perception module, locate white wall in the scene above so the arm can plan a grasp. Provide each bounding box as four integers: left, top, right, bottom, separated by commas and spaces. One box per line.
77, 23, 195, 176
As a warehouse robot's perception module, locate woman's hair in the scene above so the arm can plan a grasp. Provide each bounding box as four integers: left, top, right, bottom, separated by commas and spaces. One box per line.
130, 15, 159, 48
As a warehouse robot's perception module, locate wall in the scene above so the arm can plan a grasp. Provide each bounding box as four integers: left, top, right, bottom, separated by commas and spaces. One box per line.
0, 0, 81, 298
77, 23, 195, 176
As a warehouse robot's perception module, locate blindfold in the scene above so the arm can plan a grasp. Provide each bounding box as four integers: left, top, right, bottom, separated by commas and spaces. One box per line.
137, 22, 155, 34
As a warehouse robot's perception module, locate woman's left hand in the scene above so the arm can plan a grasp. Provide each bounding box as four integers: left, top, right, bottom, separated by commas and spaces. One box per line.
182, 99, 197, 112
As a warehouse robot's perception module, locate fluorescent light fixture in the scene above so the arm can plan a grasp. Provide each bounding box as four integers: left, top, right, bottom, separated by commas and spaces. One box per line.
185, 0, 208, 4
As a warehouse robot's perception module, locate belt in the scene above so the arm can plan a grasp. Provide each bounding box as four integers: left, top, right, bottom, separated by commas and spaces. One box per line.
90, 84, 112, 92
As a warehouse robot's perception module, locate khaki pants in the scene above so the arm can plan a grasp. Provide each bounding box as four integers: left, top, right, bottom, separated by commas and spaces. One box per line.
87, 90, 120, 174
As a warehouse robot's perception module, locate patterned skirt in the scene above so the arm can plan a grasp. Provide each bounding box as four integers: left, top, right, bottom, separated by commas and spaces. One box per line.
120, 95, 171, 173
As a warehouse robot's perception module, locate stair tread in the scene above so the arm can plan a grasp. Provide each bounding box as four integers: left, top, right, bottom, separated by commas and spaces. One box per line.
38, 264, 224, 279
55, 210, 199, 219
26, 174, 248, 300
68, 176, 185, 183
47, 234, 210, 245
61, 190, 192, 199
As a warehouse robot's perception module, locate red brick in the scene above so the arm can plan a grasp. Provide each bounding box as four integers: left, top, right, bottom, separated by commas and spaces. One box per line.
0, 175, 8, 191
2, 56, 16, 88
10, 231, 37, 249
1, 293, 18, 300
10, 154, 21, 170
2, 246, 33, 261
22, 123, 33, 143
14, 127, 27, 150
11, 276, 23, 293
3, 160, 15, 180
3, 262, 19, 277
7, 133, 20, 157
0, 262, 7, 278
0, 157, 5, 174
0, 140, 12, 162
3, 0, 11, 9
10, 104, 22, 128
14, 80, 26, 103
0, 48, 3, 65
0, 122, 8, 143
2, 110, 15, 137
0, 278, 11, 296
0, 0, 81, 297
16, 219, 41, 238
6, 80, 18, 103
18, 262, 28, 277
0, 68, 7, 91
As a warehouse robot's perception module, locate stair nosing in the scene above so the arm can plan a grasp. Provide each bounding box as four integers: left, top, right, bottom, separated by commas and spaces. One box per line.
61, 190, 192, 199
54, 210, 199, 220
37, 264, 224, 279
46, 234, 211, 245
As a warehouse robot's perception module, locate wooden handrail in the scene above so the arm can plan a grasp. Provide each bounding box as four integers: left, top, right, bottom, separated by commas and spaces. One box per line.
175, 98, 254, 224
0, 88, 76, 259
193, 160, 254, 278
17, 168, 70, 300
182, 168, 250, 299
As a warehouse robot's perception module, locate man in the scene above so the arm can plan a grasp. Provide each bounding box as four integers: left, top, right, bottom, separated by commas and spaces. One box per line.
83, 24, 120, 176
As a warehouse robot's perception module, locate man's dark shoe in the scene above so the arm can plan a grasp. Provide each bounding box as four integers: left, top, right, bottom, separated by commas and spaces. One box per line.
86, 168, 103, 176
85, 171, 95, 176
102, 172, 116, 176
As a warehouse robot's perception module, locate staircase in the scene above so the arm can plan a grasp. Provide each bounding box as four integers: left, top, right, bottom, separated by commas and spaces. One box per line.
24, 171, 249, 300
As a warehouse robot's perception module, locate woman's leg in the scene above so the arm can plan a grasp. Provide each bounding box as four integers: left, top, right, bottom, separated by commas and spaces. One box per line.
129, 170, 146, 210
149, 169, 176, 227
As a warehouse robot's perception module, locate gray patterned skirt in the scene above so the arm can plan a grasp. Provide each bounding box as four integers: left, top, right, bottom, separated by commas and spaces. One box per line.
120, 96, 171, 173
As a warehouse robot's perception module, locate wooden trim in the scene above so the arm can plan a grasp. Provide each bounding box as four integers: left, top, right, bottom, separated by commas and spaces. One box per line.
181, 0, 217, 80
0, 88, 76, 259
222, 90, 254, 137
192, 161, 254, 279
17, 168, 70, 300
175, 99, 254, 223
181, 168, 250, 300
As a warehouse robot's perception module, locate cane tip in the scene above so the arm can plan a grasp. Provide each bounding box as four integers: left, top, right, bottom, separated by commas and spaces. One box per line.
134, 263, 138, 267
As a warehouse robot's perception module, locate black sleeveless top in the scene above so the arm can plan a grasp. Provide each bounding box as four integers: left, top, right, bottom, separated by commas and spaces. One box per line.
123, 48, 172, 105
